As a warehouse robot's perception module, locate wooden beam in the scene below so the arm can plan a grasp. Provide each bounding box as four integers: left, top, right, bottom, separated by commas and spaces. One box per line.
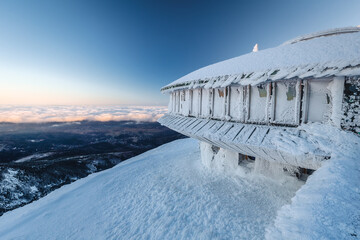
301, 79, 309, 124
189, 89, 193, 116
226, 86, 231, 118
239, 86, 244, 122
199, 88, 202, 118
210, 88, 214, 117
295, 80, 302, 125
245, 85, 250, 122
270, 82, 276, 123
266, 82, 273, 124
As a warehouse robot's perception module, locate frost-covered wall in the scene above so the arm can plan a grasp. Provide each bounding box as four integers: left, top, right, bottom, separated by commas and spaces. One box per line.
306, 80, 332, 123
213, 88, 226, 119
273, 81, 298, 124
190, 89, 201, 117
341, 76, 360, 133
229, 86, 244, 121
168, 77, 345, 127
249, 85, 268, 123
180, 90, 190, 116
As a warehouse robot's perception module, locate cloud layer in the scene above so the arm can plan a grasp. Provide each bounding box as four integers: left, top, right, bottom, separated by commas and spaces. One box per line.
0, 105, 167, 123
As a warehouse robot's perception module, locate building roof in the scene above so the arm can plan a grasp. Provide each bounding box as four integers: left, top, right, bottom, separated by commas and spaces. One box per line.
161, 27, 360, 92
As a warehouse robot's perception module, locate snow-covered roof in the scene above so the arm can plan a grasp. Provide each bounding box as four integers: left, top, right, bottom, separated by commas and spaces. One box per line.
162, 27, 360, 92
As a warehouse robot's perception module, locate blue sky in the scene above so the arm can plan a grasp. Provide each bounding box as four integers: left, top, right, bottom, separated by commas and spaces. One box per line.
0, 0, 359, 105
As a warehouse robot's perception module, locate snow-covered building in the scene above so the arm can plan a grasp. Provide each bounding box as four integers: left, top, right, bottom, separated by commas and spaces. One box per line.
159, 27, 360, 172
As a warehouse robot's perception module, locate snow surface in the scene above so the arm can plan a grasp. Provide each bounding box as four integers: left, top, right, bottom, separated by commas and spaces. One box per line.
162, 27, 360, 92
266, 124, 360, 239
0, 124, 359, 239
0, 139, 301, 240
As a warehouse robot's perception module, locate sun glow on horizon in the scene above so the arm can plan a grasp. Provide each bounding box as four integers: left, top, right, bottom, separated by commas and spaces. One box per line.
0, 1, 359, 107
0, 65, 165, 105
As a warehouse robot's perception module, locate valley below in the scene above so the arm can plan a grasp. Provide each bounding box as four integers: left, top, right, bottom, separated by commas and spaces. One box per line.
0, 120, 184, 215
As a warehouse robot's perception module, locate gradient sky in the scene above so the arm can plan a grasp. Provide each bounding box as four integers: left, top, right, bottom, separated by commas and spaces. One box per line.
0, 0, 359, 106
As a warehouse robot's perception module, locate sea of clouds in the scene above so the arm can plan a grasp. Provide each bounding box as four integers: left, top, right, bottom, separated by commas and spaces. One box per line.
0, 105, 167, 123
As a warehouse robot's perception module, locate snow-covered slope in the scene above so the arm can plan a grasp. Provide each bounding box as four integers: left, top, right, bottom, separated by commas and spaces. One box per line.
0, 138, 301, 240
0, 125, 359, 239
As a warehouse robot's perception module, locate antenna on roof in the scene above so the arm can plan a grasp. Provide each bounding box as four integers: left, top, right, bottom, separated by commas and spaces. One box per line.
252, 43, 258, 52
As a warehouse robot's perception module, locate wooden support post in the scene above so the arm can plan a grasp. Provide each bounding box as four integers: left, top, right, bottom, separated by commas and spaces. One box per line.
270, 82, 276, 123
210, 88, 214, 117
222, 88, 226, 118
189, 89, 193, 116
199, 88, 202, 118
178, 91, 181, 114
226, 86, 231, 118
245, 85, 251, 122
266, 83, 273, 124
175, 92, 178, 114
295, 80, 302, 125
239, 86, 244, 122
173, 92, 176, 113
331, 76, 345, 128
301, 79, 309, 124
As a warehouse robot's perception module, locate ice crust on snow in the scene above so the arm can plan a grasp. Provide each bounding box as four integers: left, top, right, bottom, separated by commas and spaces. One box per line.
162, 27, 360, 92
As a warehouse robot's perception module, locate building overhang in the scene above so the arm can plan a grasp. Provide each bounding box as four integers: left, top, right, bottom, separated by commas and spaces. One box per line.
158, 114, 330, 170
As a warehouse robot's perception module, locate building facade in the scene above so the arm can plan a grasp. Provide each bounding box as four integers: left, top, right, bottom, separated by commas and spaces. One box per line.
159, 27, 360, 174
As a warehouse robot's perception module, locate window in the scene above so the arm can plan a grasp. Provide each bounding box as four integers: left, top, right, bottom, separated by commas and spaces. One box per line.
307, 80, 332, 123
249, 85, 267, 122
257, 85, 267, 98
274, 82, 297, 124
286, 84, 296, 101
218, 89, 224, 97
